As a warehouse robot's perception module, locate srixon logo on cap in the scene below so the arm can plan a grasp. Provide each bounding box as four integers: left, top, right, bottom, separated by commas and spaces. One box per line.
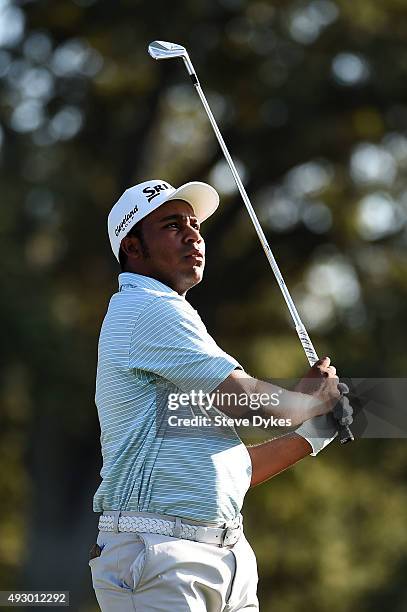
143, 183, 171, 203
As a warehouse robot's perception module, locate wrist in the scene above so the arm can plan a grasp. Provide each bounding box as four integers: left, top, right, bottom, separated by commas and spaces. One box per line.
272, 388, 317, 426
295, 413, 338, 456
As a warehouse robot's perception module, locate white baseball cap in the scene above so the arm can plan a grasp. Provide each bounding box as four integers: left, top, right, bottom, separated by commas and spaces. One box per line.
108, 179, 219, 260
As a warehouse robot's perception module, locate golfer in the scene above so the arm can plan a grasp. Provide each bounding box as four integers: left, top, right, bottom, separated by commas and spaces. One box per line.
89, 179, 344, 611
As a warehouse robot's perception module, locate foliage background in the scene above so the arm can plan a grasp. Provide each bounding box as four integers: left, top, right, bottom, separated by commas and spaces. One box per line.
1, 0, 407, 610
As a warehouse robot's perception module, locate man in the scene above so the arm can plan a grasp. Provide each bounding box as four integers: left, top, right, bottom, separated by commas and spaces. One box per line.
89, 179, 347, 611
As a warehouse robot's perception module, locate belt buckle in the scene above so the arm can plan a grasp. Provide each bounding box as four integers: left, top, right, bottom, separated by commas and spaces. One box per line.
221, 526, 240, 547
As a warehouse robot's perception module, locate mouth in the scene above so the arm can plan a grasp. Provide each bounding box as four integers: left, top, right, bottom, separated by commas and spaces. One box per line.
184, 251, 204, 265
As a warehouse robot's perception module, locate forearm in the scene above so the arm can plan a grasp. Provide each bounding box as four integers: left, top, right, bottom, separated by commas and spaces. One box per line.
246, 433, 312, 488
215, 371, 328, 426
252, 377, 327, 425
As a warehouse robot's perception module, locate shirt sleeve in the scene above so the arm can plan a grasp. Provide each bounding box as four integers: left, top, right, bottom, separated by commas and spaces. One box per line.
129, 294, 241, 394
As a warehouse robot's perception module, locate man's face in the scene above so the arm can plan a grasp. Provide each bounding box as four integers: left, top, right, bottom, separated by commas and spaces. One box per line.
123, 199, 205, 295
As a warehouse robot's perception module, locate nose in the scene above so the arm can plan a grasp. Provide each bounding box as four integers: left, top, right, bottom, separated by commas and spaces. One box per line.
183, 223, 203, 244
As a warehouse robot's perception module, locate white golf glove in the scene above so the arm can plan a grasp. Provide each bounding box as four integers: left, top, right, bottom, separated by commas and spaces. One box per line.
295, 413, 338, 456
295, 386, 353, 456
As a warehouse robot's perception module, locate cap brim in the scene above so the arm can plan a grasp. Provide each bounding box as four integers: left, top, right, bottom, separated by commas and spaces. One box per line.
165, 181, 219, 222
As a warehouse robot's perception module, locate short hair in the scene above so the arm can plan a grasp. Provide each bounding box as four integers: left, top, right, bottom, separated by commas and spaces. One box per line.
118, 220, 149, 271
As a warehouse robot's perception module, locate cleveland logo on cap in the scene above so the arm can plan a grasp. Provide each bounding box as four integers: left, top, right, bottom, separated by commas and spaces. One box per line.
115, 205, 139, 237
142, 183, 171, 202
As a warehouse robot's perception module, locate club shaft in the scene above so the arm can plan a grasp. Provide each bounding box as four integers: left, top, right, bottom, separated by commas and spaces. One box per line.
182, 54, 353, 444
183, 57, 318, 362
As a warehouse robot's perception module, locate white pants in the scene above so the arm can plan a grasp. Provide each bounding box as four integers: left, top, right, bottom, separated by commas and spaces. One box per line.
89, 529, 259, 611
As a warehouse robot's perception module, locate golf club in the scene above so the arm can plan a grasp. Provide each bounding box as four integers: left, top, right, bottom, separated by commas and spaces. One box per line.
148, 40, 354, 444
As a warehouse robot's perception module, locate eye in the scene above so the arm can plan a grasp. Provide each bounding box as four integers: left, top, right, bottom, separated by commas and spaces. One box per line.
165, 222, 180, 229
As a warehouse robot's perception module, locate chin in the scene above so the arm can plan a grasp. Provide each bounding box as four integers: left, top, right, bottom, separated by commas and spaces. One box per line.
185, 268, 204, 289
191, 270, 203, 285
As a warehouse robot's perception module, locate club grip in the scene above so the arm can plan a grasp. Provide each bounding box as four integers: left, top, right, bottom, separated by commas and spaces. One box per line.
339, 424, 354, 444
296, 326, 319, 366
296, 327, 355, 444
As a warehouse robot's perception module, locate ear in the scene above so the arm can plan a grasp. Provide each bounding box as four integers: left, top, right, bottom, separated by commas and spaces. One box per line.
121, 235, 143, 259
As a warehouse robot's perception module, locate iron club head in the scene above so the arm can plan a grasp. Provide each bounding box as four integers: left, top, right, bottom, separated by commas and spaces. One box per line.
148, 41, 187, 60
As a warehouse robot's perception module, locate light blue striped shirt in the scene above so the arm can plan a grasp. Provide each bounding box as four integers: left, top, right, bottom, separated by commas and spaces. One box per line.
93, 272, 252, 523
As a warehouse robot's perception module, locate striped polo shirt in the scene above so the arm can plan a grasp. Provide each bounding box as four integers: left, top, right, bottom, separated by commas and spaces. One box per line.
93, 272, 252, 524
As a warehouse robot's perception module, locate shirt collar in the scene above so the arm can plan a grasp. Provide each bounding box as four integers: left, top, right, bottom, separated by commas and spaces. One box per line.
118, 272, 179, 296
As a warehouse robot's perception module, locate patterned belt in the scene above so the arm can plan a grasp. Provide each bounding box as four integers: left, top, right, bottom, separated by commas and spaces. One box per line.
98, 513, 242, 547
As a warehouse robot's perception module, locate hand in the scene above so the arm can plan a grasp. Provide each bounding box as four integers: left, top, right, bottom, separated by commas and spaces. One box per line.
295, 357, 340, 415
